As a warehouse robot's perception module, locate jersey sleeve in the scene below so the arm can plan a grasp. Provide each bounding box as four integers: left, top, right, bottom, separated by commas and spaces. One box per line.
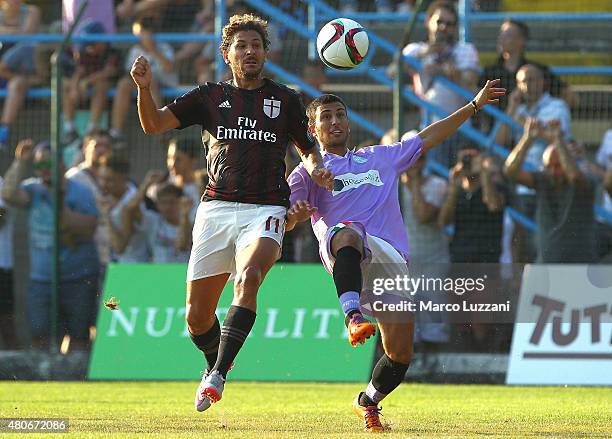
288, 164, 313, 205
287, 92, 317, 152
384, 135, 424, 174
166, 85, 210, 129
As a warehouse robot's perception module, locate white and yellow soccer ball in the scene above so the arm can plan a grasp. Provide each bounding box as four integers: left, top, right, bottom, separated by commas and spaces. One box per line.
316, 18, 369, 70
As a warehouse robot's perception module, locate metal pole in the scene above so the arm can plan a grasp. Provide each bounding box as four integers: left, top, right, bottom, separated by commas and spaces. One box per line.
50, 0, 88, 353
458, 0, 471, 43
308, 3, 316, 60
215, 0, 226, 82
393, 0, 426, 142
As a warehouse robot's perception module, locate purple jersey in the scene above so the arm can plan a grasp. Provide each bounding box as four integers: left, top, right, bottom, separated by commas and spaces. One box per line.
288, 136, 423, 260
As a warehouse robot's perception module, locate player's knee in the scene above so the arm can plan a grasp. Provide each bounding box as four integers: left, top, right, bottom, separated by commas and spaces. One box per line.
185, 304, 216, 334
234, 265, 263, 298
331, 229, 362, 255
386, 349, 412, 365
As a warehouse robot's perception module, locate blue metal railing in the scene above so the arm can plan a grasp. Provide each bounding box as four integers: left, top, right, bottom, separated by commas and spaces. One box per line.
301, 0, 612, 228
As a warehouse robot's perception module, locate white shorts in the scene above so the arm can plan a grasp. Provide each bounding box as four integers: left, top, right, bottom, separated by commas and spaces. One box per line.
186, 200, 287, 282
320, 221, 411, 298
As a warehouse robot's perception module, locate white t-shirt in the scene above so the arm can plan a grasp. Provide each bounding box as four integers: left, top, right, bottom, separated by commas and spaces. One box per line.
400, 175, 450, 264
403, 41, 479, 124
596, 129, 612, 211
0, 177, 15, 270
141, 210, 189, 263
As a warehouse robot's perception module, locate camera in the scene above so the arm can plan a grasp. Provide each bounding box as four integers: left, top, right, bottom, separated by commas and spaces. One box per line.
461, 154, 472, 171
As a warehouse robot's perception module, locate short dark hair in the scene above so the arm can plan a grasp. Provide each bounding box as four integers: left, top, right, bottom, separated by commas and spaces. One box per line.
100, 153, 130, 175
168, 137, 199, 159
503, 19, 529, 40
306, 94, 347, 125
220, 13, 270, 54
426, 0, 458, 22
156, 183, 183, 199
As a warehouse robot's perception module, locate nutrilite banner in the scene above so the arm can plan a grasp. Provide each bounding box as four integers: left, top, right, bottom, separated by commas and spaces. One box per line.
89, 264, 374, 381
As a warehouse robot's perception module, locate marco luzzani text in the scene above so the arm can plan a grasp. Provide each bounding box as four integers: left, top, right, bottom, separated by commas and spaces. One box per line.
371, 275, 510, 313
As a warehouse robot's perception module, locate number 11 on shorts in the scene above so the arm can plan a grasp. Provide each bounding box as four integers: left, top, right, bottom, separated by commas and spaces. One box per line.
265, 216, 281, 234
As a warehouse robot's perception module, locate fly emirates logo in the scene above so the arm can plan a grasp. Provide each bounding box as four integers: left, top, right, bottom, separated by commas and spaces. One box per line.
332, 170, 384, 196
216, 116, 277, 142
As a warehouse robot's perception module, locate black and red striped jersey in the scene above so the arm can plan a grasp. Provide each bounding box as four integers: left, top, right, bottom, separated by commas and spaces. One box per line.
166, 78, 316, 207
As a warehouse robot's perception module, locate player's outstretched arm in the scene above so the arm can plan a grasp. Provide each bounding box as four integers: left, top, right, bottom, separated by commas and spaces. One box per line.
286, 200, 317, 232
418, 79, 506, 152
131, 56, 180, 134
296, 147, 334, 191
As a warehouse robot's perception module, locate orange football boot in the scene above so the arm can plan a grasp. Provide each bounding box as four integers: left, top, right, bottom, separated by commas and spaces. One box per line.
353, 395, 384, 432
348, 313, 376, 347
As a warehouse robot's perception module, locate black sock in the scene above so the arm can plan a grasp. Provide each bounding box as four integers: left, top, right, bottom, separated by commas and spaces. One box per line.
333, 246, 362, 326
212, 305, 256, 378
189, 316, 220, 371
359, 354, 410, 406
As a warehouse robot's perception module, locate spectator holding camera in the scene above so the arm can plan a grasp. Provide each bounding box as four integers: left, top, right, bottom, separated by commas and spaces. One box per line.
438, 147, 507, 263
504, 118, 597, 263
1, 139, 98, 350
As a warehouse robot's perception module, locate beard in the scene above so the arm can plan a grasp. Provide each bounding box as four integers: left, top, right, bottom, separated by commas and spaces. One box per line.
235, 62, 264, 80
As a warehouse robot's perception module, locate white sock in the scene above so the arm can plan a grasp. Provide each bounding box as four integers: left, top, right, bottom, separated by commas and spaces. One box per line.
365, 381, 387, 404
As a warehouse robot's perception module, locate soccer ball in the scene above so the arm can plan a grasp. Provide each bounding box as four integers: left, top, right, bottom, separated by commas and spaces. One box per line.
316, 18, 369, 70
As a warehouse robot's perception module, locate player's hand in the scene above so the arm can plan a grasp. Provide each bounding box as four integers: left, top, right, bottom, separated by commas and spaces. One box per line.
473, 79, 506, 110
311, 166, 335, 191
287, 200, 317, 224
14, 138, 34, 161
131, 55, 152, 89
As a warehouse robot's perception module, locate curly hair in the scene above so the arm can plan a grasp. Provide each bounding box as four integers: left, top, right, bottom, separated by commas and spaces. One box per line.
220, 13, 270, 54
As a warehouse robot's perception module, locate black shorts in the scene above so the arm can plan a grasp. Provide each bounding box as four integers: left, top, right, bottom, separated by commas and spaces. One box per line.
0, 268, 14, 314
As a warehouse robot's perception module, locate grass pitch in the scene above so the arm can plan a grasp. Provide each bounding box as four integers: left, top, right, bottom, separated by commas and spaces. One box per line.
0, 381, 610, 438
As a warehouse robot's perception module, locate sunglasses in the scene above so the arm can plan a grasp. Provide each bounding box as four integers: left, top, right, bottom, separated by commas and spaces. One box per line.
33, 160, 52, 170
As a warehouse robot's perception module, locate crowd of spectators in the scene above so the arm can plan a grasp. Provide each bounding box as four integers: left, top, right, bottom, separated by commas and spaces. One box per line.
0, 0, 611, 354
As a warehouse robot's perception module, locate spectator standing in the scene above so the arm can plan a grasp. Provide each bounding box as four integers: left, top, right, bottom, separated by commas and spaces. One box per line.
1, 139, 99, 351
110, 16, 178, 146
438, 147, 507, 263
146, 137, 201, 222
504, 118, 597, 263
122, 171, 191, 263
400, 151, 450, 347
65, 129, 113, 275
479, 19, 575, 113
96, 154, 149, 263
0, 175, 18, 348
402, 0, 479, 167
